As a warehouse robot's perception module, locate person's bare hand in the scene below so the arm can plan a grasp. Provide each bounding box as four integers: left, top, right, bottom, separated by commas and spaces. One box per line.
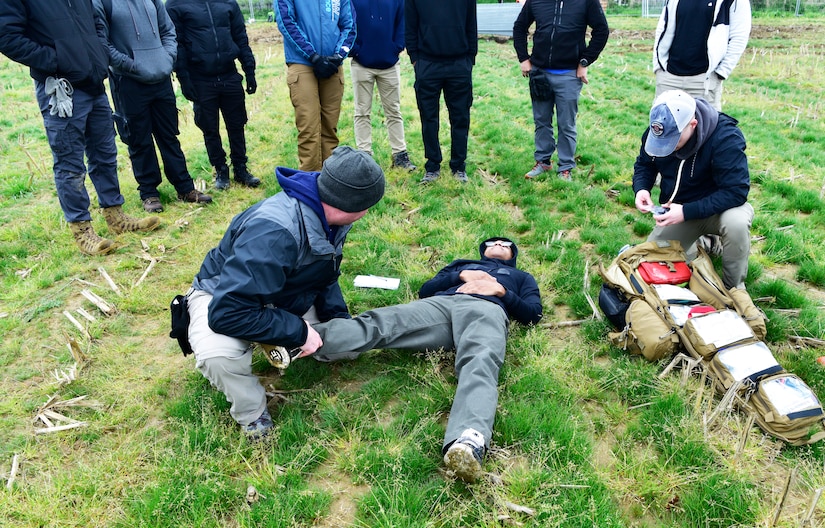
296, 321, 323, 358
653, 203, 685, 226
520, 59, 532, 77
635, 189, 653, 212
457, 279, 506, 297
459, 269, 496, 283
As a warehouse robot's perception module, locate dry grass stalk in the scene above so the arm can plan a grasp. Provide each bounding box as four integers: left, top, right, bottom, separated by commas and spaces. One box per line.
734, 415, 755, 463
789, 335, 825, 348
799, 488, 823, 527
64, 332, 89, 364
97, 267, 122, 296
75, 307, 96, 322
6, 454, 19, 489
771, 467, 797, 527
63, 310, 90, 339
80, 289, 115, 315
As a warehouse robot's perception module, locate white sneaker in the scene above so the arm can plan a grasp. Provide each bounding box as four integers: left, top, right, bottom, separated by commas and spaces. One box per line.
443, 428, 486, 482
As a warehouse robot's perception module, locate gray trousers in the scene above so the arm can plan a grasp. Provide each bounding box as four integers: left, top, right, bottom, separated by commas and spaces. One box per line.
647, 202, 754, 289
314, 295, 509, 450
531, 69, 583, 173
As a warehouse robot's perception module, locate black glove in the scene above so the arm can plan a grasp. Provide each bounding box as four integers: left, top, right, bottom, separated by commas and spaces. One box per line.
310, 53, 338, 79
177, 73, 196, 101
328, 53, 343, 67
245, 71, 257, 94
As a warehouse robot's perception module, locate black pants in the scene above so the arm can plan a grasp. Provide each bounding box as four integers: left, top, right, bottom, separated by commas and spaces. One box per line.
192, 73, 248, 169
413, 57, 473, 173
111, 75, 194, 200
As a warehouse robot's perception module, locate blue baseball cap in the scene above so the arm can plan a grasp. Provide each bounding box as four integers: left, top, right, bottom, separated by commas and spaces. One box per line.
644, 90, 697, 157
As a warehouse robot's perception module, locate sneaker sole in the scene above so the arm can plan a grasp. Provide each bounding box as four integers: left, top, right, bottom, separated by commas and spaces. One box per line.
444, 444, 482, 483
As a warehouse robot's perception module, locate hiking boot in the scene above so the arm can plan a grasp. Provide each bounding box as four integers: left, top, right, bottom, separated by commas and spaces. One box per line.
525, 160, 552, 179
559, 169, 572, 181
421, 169, 440, 183
215, 165, 230, 190
102, 205, 161, 235
243, 408, 274, 441
178, 189, 213, 204
452, 170, 468, 183
443, 428, 486, 483
234, 165, 261, 188
261, 344, 302, 370
391, 151, 417, 172
69, 221, 116, 256
143, 197, 163, 213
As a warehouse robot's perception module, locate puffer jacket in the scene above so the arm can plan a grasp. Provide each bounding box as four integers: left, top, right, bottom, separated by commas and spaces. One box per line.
166, 0, 255, 80
418, 238, 543, 325
0, 0, 109, 93
193, 169, 353, 348
93, 0, 177, 84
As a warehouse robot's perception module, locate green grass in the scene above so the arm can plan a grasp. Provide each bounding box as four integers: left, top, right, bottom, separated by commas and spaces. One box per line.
2, 16, 825, 528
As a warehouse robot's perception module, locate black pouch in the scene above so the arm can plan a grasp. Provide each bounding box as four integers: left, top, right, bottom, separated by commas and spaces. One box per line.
529, 71, 553, 101
599, 284, 631, 330
170, 295, 193, 356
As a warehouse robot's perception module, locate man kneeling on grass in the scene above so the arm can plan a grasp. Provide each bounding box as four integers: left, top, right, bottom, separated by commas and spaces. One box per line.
311, 237, 543, 482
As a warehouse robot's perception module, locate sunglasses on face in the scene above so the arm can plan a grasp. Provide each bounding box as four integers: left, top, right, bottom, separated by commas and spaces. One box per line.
485, 240, 513, 247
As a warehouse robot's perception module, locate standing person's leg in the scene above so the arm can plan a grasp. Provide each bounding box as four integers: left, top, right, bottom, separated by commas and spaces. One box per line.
377, 62, 408, 156
531, 70, 557, 168
193, 79, 228, 169
151, 78, 197, 196
35, 82, 95, 222
552, 71, 583, 175
705, 73, 724, 111
288, 64, 323, 171
219, 74, 249, 170
318, 67, 344, 165
350, 60, 376, 155
654, 71, 706, 101
442, 57, 473, 174
116, 76, 163, 202
83, 90, 126, 210
413, 59, 444, 174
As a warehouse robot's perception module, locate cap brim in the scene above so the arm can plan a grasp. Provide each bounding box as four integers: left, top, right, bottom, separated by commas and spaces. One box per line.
644, 132, 680, 158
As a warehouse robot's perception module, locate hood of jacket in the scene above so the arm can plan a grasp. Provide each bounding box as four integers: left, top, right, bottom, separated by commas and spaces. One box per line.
477, 237, 519, 267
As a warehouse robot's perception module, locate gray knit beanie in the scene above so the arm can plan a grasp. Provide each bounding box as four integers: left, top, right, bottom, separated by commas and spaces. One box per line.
317, 146, 385, 212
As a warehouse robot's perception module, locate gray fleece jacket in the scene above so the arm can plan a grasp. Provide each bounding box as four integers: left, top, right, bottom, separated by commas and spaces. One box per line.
93, 0, 177, 84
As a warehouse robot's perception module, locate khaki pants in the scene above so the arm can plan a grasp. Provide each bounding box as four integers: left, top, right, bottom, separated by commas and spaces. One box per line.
647, 202, 754, 289
655, 70, 723, 110
287, 63, 344, 171
350, 61, 407, 156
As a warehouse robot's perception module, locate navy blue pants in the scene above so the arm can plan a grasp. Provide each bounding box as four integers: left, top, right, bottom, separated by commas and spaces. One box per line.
35, 81, 124, 223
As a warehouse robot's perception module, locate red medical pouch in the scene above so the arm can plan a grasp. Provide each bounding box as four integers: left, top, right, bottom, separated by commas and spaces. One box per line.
638, 261, 692, 285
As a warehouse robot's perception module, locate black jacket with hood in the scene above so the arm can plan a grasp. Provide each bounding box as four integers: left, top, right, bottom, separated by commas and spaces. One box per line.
513, 0, 609, 70
0, 0, 109, 94
633, 97, 750, 221
418, 238, 543, 326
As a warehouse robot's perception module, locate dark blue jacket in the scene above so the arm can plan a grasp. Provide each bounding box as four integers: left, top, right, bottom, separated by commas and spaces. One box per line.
633, 98, 749, 221
350, 0, 404, 70
193, 168, 352, 348
166, 0, 255, 81
418, 238, 543, 325
275, 0, 356, 66
0, 0, 109, 93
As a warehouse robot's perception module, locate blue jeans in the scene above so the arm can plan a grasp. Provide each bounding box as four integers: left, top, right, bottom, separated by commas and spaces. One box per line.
35, 81, 124, 222
531, 70, 583, 173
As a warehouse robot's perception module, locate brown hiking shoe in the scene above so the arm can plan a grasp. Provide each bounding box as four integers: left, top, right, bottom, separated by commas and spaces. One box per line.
102, 205, 161, 235
143, 197, 163, 213
69, 221, 116, 256
178, 189, 213, 204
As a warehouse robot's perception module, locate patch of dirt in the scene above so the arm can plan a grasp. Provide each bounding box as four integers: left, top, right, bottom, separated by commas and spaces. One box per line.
307, 455, 370, 528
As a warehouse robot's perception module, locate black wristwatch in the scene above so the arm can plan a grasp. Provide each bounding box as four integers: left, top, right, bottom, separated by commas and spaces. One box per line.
579, 58, 589, 67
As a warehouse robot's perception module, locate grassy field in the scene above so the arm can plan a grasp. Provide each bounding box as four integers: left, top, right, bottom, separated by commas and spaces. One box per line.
2, 14, 825, 528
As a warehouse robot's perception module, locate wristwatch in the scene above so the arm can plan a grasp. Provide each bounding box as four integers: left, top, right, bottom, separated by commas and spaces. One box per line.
579, 58, 589, 67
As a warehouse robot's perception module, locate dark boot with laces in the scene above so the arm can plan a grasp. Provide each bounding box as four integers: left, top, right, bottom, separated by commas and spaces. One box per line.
215, 165, 230, 190
391, 151, 417, 172
233, 165, 261, 188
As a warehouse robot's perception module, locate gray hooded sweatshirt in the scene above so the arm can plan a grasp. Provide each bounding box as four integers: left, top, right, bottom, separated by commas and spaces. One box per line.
93, 0, 177, 84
